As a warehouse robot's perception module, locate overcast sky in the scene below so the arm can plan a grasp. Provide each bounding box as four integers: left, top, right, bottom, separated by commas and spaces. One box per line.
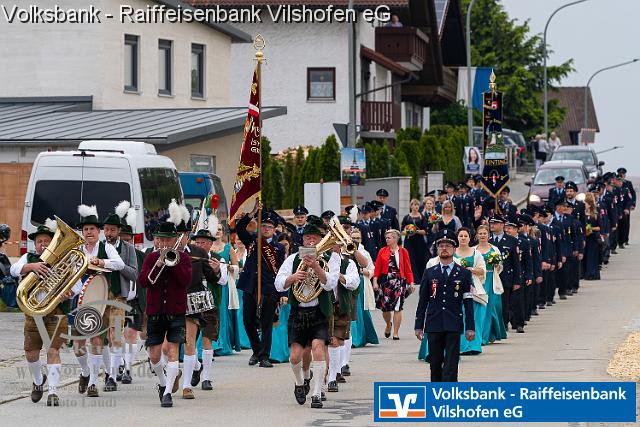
500, 0, 639, 176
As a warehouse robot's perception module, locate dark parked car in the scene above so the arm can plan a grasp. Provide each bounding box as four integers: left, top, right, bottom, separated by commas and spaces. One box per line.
550, 145, 604, 179
525, 160, 589, 206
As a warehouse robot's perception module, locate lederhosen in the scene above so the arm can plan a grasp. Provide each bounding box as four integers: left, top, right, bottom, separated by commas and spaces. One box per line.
288, 253, 333, 347
22, 252, 71, 351
330, 258, 354, 341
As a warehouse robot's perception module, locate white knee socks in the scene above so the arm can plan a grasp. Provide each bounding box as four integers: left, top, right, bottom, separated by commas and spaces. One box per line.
28, 360, 43, 386
123, 343, 134, 371
202, 350, 214, 382
291, 361, 304, 386
341, 337, 352, 368
151, 361, 166, 387
164, 361, 179, 395
311, 361, 325, 398
47, 364, 61, 394
89, 354, 102, 386
110, 346, 122, 376
101, 346, 111, 374
328, 347, 341, 382
182, 354, 196, 390
75, 353, 90, 377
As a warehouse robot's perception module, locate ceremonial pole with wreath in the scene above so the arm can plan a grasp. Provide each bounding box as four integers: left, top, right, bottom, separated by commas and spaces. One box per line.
229, 35, 266, 315
480, 71, 510, 215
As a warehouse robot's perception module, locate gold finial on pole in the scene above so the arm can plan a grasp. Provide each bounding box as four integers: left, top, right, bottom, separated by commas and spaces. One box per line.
489, 69, 497, 94
254, 34, 266, 63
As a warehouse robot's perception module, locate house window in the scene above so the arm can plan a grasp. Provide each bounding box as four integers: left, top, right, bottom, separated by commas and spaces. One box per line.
190, 155, 215, 173
307, 68, 335, 101
191, 44, 205, 98
124, 35, 139, 92
158, 39, 172, 95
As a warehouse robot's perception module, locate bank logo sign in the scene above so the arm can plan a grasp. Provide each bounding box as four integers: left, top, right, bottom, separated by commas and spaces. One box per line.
374, 383, 427, 422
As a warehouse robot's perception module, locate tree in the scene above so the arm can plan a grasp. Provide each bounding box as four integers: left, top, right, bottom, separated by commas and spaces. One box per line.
261, 136, 275, 208
461, 0, 571, 137
319, 135, 341, 182
282, 152, 295, 208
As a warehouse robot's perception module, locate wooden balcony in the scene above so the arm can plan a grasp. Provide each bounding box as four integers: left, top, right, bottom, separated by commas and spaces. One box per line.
375, 27, 430, 72
361, 101, 400, 133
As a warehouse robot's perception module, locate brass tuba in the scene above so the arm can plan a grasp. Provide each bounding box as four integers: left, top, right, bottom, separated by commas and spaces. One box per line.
291, 216, 356, 303
16, 217, 89, 317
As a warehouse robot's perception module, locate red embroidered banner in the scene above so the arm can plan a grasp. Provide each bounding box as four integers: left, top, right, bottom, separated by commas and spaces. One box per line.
229, 65, 261, 222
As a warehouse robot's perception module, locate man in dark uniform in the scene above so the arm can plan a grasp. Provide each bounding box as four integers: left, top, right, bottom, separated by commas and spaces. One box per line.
549, 200, 569, 300
489, 216, 521, 331
520, 214, 541, 319
376, 188, 399, 230
563, 201, 584, 294
291, 206, 308, 254
415, 229, 475, 382
357, 203, 377, 259
548, 176, 566, 208
498, 187, 517, 218
614, 172, 633, 248
236, 206, 286, 368
459, 183, 475, 228
369, 201, 388, 254
530, 207, 554, 312
505, 216, 531, 332
321, 210, 335, 226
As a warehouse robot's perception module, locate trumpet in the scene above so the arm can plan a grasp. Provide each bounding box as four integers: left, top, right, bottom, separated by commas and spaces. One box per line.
148, 233, 184, 284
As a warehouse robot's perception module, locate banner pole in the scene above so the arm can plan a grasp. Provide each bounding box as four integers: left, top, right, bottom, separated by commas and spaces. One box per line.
255, 37, 264, 310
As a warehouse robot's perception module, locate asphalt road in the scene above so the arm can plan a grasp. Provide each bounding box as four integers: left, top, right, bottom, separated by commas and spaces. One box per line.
1, 177, 638, 427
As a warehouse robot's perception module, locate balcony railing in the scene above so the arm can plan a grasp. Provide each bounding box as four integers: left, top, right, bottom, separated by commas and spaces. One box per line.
375, 27, 429, 72
361, 101, 394, 132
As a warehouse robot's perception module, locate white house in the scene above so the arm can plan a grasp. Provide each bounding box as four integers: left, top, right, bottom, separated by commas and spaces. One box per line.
0, 0, 286, 255
190, 0, 467, 152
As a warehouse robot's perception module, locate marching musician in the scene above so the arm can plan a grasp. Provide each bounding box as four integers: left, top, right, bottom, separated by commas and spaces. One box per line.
75, 205, 125, 398
102, 205, 139, 389
119, 223, 148, 375
326, 226, 360, 393
138, 220, 192, 408
11, 220, 82, 406
192, 228, 228, 391
180, 219, 225, 400
275, 218, 342, 409
236, 204, 286, 368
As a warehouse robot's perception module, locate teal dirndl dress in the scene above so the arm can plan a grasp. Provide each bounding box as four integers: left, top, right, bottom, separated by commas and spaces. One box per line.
481, 248, 507, 344
268, 302, 291, 362
350, 276, 379, 347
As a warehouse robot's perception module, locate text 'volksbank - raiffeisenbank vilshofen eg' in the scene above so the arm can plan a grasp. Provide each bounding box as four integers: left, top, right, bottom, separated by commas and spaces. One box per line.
430, 385, 630, 419
1, 4, 393, 24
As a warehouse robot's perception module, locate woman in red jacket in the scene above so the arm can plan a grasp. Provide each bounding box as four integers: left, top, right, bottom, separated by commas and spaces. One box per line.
373, 229, 415, 340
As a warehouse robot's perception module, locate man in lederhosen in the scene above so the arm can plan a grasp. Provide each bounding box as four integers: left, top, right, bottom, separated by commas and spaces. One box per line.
11, 220, 82, 406
74, 205, 125, 398
191, 228, 227, 391
102, 203, 139, 389
139, 220, 192, 408
181, 222, 225, 400
275, 219, 342, 408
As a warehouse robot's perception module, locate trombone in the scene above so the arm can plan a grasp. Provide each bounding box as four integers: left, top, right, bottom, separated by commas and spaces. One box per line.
148, 233, 184, 284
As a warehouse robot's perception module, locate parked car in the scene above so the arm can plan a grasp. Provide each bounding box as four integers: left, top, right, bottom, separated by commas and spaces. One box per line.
550, 145, 604, 179
21, 140, 182, 252
179, 172, 228, 229
525, 160, 590, 206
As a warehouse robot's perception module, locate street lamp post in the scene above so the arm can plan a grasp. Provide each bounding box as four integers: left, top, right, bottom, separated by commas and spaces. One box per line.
543, 0, 588, 140
466, 0, 476, 147
584, 59, 639, 129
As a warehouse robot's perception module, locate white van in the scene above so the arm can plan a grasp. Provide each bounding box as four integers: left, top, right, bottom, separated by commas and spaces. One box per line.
20, 140, 183, 254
